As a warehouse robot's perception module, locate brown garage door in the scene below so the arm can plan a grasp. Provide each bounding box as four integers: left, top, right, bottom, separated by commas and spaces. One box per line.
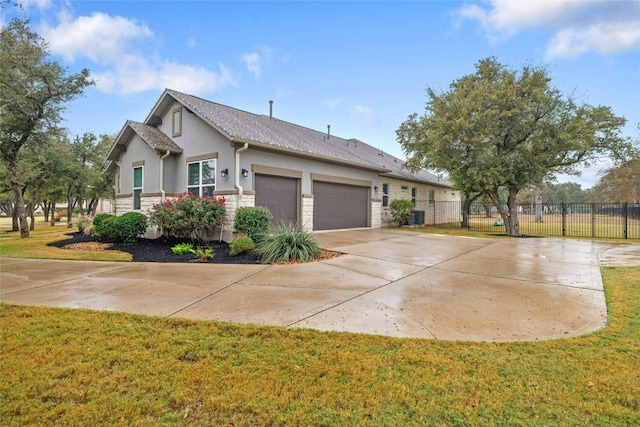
255, 174, 298, 225
313, 181, 368, 230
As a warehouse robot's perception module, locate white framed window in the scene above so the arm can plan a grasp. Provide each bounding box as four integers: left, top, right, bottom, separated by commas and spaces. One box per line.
411, 187, 417, 206
428, 189, 435, 205
133, 166, 143, 210
187, 158, 216, 197
382, 183, 389, 207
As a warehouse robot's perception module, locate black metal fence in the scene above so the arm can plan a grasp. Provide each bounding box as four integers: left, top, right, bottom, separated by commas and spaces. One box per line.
410, 201, 640, 240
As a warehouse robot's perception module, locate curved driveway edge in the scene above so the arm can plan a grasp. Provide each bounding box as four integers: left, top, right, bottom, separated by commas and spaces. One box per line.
1, 230, 638, 342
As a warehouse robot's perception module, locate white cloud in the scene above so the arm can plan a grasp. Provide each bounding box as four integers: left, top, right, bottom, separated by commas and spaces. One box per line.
242, 52, 262, 78
242, 45, 275, 79
40, 11, 236, 95
547, 21, 640, 59
351, 104, 377, 126
456, 0, 640, 58
41, 12, 153, 63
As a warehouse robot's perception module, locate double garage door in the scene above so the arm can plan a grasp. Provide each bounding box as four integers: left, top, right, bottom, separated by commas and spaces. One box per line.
255, 174, 369, 231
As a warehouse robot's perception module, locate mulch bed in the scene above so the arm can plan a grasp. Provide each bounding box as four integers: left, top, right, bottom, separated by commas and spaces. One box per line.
48, 232, 260, 264
48, 232, 343, 264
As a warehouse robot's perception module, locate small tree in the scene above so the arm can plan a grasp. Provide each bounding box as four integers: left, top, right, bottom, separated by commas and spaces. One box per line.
389, 199, 414, 226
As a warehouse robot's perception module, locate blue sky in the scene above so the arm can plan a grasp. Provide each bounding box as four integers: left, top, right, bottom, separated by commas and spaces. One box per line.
4, 0, 640, 189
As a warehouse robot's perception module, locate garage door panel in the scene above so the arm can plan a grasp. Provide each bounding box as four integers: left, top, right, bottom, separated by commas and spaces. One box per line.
313, 181, 368, 230
255, 175, 298, 225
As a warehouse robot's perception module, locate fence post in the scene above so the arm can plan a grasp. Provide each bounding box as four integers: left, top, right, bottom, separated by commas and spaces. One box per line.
561, 203, 567, 237
434, 202, 437, 228
624, 203, 628, 240
591, 203, 596, 238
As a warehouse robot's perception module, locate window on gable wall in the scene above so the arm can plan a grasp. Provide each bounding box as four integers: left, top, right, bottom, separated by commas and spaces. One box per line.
187, 159, 216, 197
172, 107, 182, 137
133, 166, 143, 210
429, 189, 435, 204
382, 183, 389, 207
411, 187, 417, 206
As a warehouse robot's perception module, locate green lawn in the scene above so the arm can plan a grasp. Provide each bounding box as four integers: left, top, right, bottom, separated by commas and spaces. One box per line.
1, 219, 639, 425
0, 217, 131, 261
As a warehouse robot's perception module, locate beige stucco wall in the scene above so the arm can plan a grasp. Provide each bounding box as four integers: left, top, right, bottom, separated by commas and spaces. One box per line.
378, 177, 460, 226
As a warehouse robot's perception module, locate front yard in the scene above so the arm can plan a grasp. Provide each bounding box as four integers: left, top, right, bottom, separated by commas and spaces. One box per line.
1, 219, 639, 425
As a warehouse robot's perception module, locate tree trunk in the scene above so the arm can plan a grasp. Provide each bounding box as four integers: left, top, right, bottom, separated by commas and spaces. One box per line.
12, 206, 18, 232
505, 188, 520, 236
28, 202, 35, 231
42, 201, 51, 222
87, 198, 98, 216
484, 203, 492, 217
486, 187, 520, 237
8, 162, 29, 237
66, 195, 76, 228
461, 190, 481, 229
462, 197, 471, 229
50, 202, 57, 227
27, 185, 44, 231
534, 187, 543, 223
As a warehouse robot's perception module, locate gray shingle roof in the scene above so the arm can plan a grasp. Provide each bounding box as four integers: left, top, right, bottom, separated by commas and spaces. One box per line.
165, 89, 453, 188
127, 120, 183, 154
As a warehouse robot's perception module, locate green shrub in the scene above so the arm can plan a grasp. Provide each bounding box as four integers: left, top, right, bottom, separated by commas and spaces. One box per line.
389, 199, 414, 226
92, 214, 117, 240
112, 212, 147, 244
229, 234, 255, 256
149, 193, 226, 244
171, 242, 194, 255
190, 247, 214, 262
255, 222, 320, 264
234, 206, 272, 243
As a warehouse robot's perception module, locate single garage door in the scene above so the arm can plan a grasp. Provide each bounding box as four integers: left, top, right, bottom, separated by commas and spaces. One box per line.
313, 181, 368, 230
255, 174, 298, 224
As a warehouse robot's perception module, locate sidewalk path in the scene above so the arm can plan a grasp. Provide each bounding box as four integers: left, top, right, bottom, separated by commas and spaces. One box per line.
2, 230, 637, 341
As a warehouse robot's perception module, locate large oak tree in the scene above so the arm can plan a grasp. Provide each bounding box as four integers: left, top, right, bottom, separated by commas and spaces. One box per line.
397, 57, 630, 236
0, 19, 93, 237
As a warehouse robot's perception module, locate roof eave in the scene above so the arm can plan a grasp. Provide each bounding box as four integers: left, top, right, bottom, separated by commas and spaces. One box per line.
231, 137, 390, 174
380, 171, 455, 188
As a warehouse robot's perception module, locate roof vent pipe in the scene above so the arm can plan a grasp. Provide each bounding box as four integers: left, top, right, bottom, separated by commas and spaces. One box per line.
269, 100, 273, 119
327, 125, 330, 140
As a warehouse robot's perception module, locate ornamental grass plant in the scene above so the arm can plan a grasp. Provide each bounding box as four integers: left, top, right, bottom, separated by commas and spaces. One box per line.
255, 221, 320, 263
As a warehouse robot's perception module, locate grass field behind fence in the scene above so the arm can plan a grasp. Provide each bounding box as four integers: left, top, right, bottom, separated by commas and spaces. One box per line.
420, 201, 640, 240
467, 214, 640, 239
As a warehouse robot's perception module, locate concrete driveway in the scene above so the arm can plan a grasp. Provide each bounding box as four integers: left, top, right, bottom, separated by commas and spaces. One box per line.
1, 229, 638, 342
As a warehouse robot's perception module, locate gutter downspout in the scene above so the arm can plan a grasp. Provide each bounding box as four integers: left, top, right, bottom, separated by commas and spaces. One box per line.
159, 150, 171, 203
115, 161, 122, 212
159, 150, 171, 237
235, 143, 249, 201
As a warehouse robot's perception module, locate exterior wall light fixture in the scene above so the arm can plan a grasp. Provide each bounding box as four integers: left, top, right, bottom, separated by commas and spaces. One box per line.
242, 168, 249, 178
220, 168, 228, 177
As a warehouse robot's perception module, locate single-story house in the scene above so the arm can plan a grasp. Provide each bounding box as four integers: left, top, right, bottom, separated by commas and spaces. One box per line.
106, 89, 459, 241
